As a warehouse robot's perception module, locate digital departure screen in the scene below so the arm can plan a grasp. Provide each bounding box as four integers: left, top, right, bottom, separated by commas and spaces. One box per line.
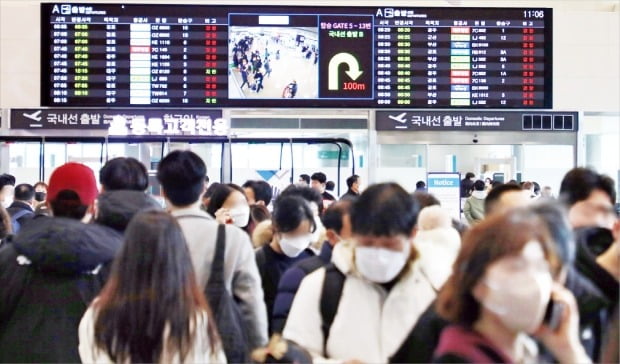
42, 4, 552, 108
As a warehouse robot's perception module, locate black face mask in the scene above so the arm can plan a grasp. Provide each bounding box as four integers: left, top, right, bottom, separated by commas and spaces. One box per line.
34, 192, 46, 202
574, 226, 614, 256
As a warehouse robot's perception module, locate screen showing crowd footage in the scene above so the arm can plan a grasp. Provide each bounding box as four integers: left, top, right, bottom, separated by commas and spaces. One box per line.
229, 26, 319, 99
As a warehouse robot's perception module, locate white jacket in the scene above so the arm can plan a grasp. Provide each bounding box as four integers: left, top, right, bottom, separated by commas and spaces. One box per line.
171, 207, 269, 349
282, 240, 437, 363
78, 306, 227, 363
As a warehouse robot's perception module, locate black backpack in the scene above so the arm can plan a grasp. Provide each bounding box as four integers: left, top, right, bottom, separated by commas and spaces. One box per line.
205, 224, 250, 363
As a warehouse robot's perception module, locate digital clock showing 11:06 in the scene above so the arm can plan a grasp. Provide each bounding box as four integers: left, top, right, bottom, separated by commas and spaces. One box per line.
524, 10, 545, 18
42, 4, 552, 108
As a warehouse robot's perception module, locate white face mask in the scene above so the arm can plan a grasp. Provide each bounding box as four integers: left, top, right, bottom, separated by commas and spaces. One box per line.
355, 243, 410, 283
229, 205, 250, 228
279, 234, 312, 258
479, 243, 552, 334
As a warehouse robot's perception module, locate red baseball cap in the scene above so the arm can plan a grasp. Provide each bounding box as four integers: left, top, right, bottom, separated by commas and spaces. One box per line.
47, 162, 99, 205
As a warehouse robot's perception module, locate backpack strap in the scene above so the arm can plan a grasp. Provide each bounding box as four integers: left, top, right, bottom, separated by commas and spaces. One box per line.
203, 224, 250, 362
255, 246, 279, 318
319, 263, 345, 356
296, 256, 325, 276
12, 209, 32, 221
255, 247, 269, 287
11, 209, 32, 232
255, 246, 281, 296
206, 224, 226, 289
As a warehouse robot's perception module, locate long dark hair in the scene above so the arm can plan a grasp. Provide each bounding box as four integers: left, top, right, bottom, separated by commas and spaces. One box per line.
93, 210, 219, 362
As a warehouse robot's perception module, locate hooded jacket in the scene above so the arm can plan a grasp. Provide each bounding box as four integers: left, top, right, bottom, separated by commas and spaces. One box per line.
413, 206, 461, 290
282, 240, 437, 363
252, 219, 273, 248
0, 216, 122, 362
95, 190, 162, 232
463, 190, 486, 225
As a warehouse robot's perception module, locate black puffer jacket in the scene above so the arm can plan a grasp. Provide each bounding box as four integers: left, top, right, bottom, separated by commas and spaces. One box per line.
95, 190, 161, 232
0, 216, 122, 363
572, 227, 618, 362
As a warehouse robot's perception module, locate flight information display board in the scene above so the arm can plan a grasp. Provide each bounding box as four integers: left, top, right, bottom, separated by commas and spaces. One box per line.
42, 4, 552, 108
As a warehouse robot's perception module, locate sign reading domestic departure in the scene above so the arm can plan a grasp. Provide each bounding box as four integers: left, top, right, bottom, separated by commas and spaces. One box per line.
10, 108, 226, 136
42, 4, 552, 108
376, 111, 577, 131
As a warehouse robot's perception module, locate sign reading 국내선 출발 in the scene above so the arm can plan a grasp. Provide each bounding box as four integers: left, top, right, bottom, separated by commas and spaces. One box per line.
9, 108, 227, 136
427, 172, 461, 220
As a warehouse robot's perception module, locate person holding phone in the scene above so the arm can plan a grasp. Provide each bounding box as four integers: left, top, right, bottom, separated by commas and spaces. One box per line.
207, 183, 251, 231
432, 208, 591, 363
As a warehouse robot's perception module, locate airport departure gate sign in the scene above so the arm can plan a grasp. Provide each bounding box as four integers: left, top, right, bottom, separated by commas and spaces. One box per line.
375, 110, 578, 131
42, 4, 552, 109
10, 108, 225, 136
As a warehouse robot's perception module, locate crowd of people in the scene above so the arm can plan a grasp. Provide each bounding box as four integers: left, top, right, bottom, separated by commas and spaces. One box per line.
0, 153, 617, 363
232, 36, 270, 94
231, 33, 314, 98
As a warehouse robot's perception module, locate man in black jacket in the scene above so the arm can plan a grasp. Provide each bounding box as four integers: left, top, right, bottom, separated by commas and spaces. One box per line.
340, 175, 361, 201
0, 162, 122, 363
311, 172, 336, 204
95, 156, 161, 233
6, 184, 36, 233
560, 168, 618, 331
